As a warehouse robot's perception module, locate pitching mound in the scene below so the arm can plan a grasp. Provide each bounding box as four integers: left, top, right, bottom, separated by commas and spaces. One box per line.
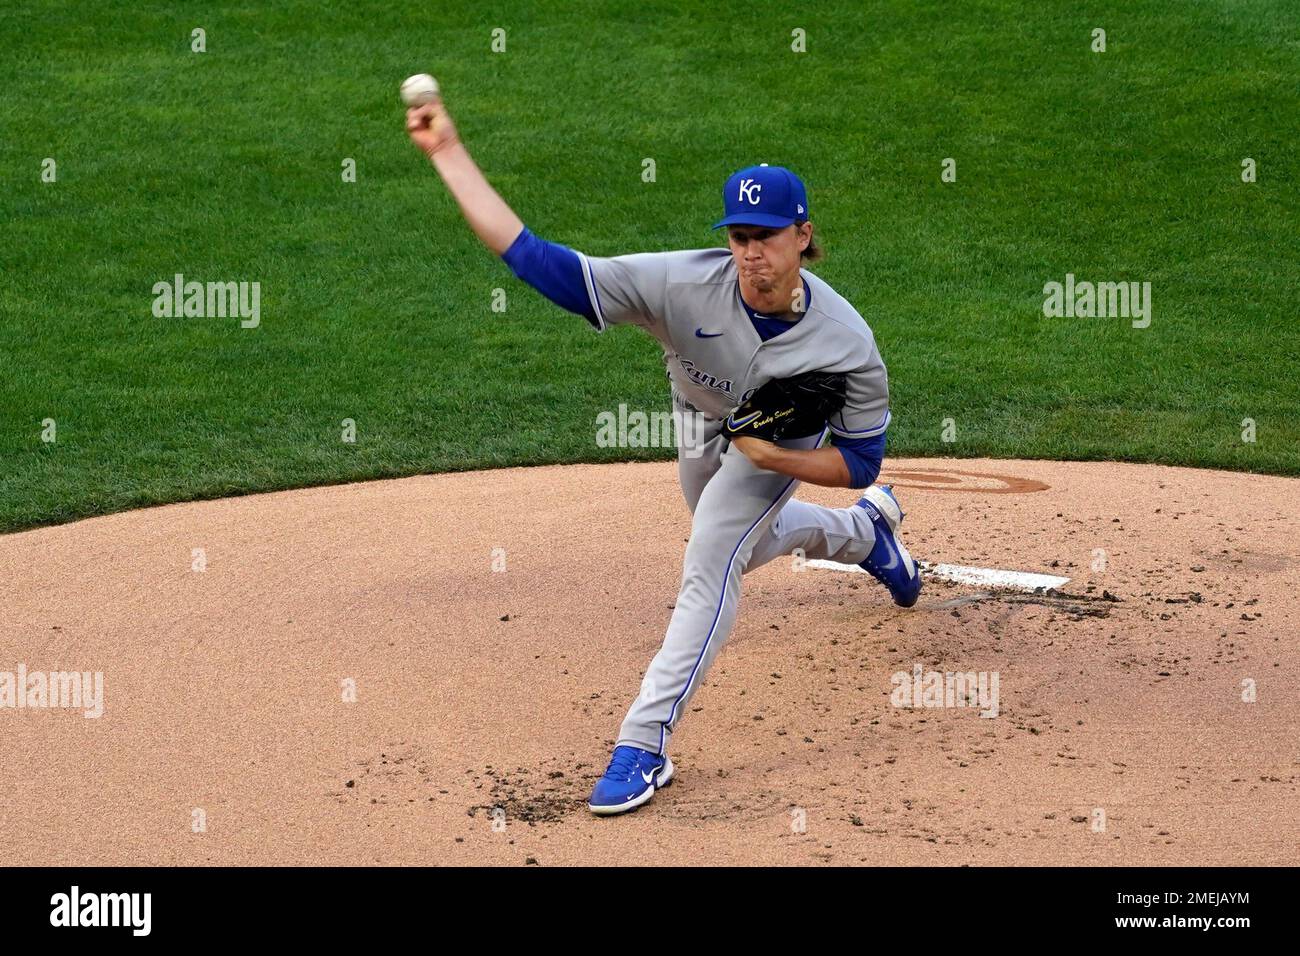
1, 458, 1296, 865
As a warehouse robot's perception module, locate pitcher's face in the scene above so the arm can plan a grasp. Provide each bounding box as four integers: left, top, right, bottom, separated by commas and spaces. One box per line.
726, 223, 811, 295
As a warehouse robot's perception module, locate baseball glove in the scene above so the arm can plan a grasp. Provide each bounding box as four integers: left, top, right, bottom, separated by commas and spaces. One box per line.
720, 371, 848, 442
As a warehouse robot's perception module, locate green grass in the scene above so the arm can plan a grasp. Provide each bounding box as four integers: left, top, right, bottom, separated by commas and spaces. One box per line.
1, 0, 1297, 532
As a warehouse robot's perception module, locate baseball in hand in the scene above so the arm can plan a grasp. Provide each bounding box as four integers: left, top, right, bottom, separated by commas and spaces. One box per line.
400, 73, 440, 107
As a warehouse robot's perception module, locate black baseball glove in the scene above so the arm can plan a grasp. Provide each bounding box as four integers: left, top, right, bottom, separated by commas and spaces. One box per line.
720, 371, 848, 442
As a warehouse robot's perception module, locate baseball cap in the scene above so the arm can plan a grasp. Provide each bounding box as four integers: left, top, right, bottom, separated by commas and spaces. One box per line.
712, 164, 809, 229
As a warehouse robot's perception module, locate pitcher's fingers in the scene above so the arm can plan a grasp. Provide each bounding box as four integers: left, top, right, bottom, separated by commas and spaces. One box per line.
406, 109, 429, 132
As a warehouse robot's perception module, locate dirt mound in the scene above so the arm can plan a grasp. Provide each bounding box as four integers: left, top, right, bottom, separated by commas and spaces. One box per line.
1, 458, 1296, 865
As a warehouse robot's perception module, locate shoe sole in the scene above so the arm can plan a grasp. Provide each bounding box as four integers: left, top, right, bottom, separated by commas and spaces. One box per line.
588, 756, 675, 816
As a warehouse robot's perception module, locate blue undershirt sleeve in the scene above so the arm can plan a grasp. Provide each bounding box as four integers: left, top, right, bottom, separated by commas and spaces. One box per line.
831, 431, 887, 489
500, 227, 598, 325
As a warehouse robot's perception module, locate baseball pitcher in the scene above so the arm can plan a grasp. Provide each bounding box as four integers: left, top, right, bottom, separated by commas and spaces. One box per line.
407, 91, 922, 816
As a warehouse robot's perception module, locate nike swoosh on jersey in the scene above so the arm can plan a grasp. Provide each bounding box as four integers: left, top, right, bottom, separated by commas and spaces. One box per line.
694, 328, 724, 338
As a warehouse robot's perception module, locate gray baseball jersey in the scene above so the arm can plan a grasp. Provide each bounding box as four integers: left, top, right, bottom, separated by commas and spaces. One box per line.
576, 247, 891, 440
571, 247, 891, 756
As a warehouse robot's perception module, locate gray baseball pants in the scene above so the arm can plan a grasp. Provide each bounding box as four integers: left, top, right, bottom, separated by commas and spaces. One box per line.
616, 395, 878, 755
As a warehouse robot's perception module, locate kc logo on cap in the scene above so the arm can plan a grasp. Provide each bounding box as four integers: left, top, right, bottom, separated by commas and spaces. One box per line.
713, 165, 810, 230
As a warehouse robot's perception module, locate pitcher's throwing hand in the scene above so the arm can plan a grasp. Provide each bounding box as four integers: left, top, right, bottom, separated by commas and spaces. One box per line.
405, 99, 459, 158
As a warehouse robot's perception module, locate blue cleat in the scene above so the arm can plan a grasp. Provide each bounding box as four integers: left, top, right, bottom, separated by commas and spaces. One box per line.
588, 745, 675, 816
855, 484, 922, 608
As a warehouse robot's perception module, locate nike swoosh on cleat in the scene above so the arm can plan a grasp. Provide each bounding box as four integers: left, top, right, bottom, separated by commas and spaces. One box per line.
877, 534, 901, 571
641, 769, 656, 784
